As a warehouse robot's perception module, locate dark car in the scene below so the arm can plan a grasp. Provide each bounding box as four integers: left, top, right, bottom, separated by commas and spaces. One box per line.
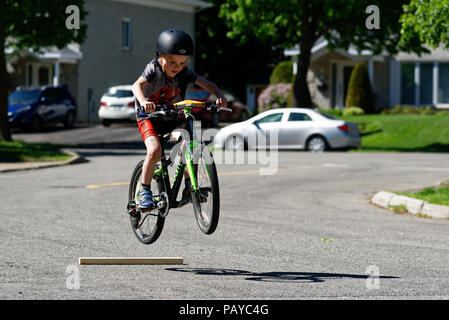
184, 89, 250, 127
8, 86, 77, 131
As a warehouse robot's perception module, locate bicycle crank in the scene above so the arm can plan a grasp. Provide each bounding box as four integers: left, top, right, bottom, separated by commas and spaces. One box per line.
157, 191, 170, 218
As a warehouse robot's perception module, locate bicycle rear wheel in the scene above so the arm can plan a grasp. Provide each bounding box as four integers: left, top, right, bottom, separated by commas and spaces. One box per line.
191, 146, 220, 235
128, 160, 165, 244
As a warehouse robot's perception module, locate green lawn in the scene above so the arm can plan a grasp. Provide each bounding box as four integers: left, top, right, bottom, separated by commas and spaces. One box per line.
340, 114, 449, 152
0, 140, 71, 162
399, 186, 449, 206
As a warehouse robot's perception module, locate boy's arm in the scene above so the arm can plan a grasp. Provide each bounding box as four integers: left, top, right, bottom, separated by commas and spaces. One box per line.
132, 77, 156, 113
194, 76, 228, 107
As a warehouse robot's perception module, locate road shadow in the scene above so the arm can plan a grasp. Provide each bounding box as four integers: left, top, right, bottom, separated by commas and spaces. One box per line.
360, 143, 449, 153
165, 267, 399, 283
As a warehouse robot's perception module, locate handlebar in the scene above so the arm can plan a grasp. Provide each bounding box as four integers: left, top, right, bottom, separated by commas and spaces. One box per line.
140, 99, 233, 118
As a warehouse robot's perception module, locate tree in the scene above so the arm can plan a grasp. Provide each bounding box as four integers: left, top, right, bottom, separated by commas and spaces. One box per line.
269, 60, 293, 85
345, 62, 374, 113
195, 0, 285, 101
0, 0, 87, 141
400, 0, 449, 50
219, 0, 428, 108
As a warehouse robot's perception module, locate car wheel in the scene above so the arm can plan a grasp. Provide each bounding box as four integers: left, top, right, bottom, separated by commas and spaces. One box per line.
64, 110, 76, 129
306, 136, 327, 152
31, 115, 44, 132
101, 119, 111, 127
225, 135, 246, 151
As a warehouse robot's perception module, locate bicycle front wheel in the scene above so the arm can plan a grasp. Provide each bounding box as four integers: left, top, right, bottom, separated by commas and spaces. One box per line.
128, 160, 165, 245
191, 146, 220, 235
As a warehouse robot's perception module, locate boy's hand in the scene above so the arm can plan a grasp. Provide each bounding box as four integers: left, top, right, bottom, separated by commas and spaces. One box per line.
142, 100, 156, 113
216, 97, 228, 108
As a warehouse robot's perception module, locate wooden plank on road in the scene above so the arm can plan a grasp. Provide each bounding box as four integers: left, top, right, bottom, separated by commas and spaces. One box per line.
79, 257, 184, 265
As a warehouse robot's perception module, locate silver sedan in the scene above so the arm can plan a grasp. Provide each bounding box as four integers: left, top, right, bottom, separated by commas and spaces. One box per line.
212, 108, 361, 152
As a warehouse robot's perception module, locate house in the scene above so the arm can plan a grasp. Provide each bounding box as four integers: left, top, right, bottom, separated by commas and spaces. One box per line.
6, 0, 210, 122
284, 38, 449, 110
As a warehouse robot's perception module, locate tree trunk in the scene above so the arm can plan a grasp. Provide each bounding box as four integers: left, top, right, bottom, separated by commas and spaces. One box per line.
0, 26, 12, 142
293, 39, 314, 108
293, 2, 319, 108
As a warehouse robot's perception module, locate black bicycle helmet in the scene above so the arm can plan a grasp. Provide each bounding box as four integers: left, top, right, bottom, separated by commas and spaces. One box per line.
156, 29, 194, 56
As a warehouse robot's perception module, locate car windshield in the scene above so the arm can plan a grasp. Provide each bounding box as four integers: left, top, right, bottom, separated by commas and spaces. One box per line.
8, 90, 41, 105
318, 111, 337, 120
105, 89, 134, 98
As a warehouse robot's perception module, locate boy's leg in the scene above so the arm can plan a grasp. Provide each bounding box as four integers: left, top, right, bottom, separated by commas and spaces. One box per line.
142, 135, 162, 185
137, 119, 161, 209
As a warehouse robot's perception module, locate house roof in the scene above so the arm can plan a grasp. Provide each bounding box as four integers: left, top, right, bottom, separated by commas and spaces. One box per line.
395, 45, 449, 62
285, 38, 449, 62
111, 0, 211, 13
284, 38, 387, 62
6, 44, 83, 64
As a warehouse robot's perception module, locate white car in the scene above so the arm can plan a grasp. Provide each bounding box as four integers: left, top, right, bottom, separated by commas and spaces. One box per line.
98, 85, 136, 126
213, 108, 361, 152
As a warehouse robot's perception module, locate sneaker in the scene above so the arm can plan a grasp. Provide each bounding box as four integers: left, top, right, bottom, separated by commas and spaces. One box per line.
138, 189, 156, 209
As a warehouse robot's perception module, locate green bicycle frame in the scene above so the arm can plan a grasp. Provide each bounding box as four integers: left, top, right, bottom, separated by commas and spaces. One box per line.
182, 105, 199, 193
152, 105, 200, 206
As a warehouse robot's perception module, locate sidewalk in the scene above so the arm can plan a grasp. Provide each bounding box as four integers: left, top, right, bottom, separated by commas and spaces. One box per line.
0, 149, 85, 173
371, 181, 449, 220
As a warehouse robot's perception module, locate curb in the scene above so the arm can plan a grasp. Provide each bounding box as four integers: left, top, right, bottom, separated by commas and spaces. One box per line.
0, 149, 87, 173
371, 191, 449, 220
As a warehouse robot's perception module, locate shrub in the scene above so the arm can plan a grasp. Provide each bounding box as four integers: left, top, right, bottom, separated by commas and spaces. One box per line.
382, 105, 437, 115
270, 60, 294, 85
257, 83, 292, 112
345, 62, 375, 113
357, 121, 382, 135
343, 106, 365, 116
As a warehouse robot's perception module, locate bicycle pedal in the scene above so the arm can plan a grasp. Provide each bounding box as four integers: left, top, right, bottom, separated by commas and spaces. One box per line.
199, 191, 209, 203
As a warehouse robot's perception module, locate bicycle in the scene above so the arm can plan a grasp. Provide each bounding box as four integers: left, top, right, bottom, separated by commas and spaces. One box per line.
127, 99, 231, 244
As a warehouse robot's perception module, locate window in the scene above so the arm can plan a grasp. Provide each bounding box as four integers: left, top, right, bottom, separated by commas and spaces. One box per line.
288, 113, 312, 121
105, 89, 134, 98
254, 113, 283, 125
8, 90, 41, 105
420, 63, 433, 104
122, 19, 132, 50
401, 63, 415, 104
438, 63, 449, 103
38, 66, 50, 86
41, 88, 58, 103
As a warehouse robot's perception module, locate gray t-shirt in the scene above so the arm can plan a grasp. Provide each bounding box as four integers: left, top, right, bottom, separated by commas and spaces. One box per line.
135, 58, 198, 121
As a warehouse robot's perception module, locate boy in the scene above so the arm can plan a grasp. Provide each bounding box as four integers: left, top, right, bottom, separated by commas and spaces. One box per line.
132, 29, 227, 209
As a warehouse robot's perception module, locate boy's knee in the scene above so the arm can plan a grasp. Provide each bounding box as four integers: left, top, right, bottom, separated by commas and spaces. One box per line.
146, 143, 162, 159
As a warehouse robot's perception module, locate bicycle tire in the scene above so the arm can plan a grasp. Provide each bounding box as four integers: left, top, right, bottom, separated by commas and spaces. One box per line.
128, 160, 165, 244
191, 146, 220, 235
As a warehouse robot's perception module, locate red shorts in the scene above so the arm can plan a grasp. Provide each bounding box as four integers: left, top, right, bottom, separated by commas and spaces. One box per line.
137, 119, 157, 142
137, 119, 180, 142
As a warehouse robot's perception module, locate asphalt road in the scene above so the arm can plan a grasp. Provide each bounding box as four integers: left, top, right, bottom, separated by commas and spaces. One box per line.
2, 124, 449, 300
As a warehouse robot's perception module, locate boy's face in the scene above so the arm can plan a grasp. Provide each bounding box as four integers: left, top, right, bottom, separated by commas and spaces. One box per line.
159, 54, 190, 78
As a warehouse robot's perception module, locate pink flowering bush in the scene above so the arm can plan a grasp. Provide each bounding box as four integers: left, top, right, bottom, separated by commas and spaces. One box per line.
257, 83, 292, 112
